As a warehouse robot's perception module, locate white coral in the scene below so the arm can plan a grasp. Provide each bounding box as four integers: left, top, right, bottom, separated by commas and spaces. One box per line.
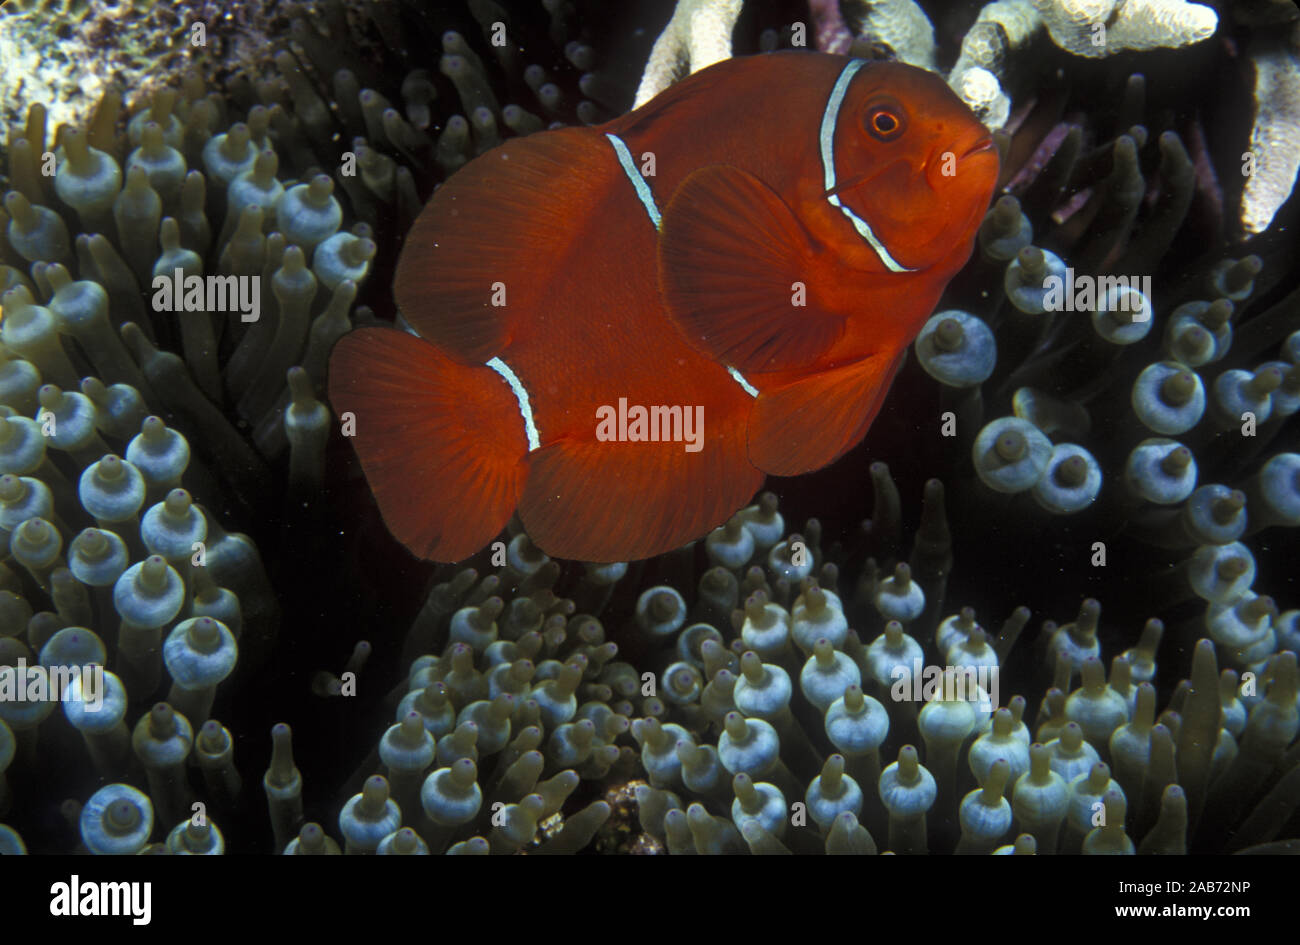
1241, 38, 1300, 235
957, 66, 1012, 129
633, 0, 744, 109
840, 0, 937, 70
945, 0, 1217, 128
1033, 0, 1218, 58
948, 0, 1042, 129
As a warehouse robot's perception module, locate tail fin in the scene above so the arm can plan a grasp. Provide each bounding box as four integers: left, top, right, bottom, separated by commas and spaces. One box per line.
328, 326, 528, 561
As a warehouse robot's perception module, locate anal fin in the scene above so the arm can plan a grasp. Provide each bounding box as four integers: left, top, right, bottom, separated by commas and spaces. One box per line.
519, 421, 763, 563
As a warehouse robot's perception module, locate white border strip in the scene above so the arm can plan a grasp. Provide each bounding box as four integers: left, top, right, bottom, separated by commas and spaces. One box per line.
486, 356, 541, 451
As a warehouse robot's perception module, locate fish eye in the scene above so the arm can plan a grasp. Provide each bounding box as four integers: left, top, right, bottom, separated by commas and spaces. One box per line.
865, 103, 906, 141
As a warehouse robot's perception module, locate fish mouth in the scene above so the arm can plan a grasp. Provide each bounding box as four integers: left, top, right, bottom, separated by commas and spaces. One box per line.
827, 141, 991, 201
960, 137, 995, 161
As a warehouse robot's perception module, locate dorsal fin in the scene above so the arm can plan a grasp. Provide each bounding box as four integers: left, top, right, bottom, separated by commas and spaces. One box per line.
393, 127, 614, 364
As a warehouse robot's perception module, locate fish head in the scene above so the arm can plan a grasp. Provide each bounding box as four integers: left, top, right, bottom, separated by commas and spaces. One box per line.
823, 61, 999, 275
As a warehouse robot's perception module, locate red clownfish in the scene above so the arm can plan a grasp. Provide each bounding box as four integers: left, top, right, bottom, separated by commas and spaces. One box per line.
329, 52, 998, 563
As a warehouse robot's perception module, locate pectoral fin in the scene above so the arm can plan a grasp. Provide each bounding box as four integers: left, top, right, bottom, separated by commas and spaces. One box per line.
658, 164, 844, 374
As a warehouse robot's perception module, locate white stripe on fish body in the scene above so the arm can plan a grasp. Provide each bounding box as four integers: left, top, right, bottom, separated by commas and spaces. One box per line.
486, 356, 541, 452
606, 133, 663, 230
728, 366, 758, 398
819, 59, 916, 274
